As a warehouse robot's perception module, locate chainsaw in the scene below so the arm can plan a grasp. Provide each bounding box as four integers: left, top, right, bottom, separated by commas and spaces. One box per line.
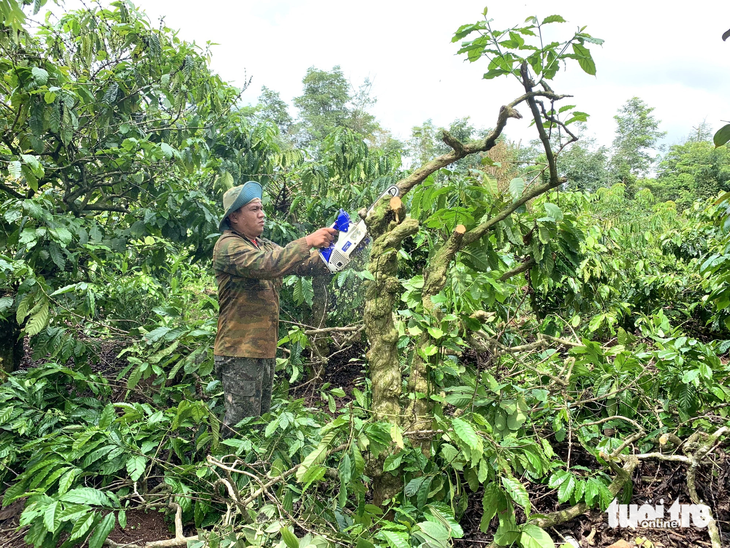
319, 185, 400, 273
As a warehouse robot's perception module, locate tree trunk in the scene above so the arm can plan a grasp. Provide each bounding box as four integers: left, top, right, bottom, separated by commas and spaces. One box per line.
0, 316, 23, 373
363, 197, 418, 506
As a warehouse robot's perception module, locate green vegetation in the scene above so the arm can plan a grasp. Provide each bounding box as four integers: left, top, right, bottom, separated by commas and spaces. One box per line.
1, 3, 729, 548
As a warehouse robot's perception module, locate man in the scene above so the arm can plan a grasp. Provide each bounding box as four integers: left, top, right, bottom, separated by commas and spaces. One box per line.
213, 181, 336, 431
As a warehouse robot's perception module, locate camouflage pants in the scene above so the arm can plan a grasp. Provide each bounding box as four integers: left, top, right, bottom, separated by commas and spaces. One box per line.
214, 356, 275, 430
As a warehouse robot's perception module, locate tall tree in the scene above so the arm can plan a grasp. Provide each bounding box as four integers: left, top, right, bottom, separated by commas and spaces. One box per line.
347, 77, 380, 140
361, 9, 602, 510
610, 97, 666, 189
292, 66, 352, 147
292, 65, 381, 148
256, 85, 293, 136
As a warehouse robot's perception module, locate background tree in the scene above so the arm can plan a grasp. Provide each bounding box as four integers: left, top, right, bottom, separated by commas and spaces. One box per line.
609, 97, 666, 193
255, 85, 293, 138
647, 139, 730, 209
292, 65, 352, 147
554, 125, 611, 191
292, 65, 380, 149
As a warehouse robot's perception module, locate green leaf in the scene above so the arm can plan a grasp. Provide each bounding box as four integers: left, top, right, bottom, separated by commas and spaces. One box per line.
584, 478, 599, 506
501, 476, 531, 515
126, 456, 146, 482
32, 67, 49, 85
338, 453, 352, 485
541, 15, 566, 24
88, 512, 116, 548
572, 43, 596, 75
480, 483, 500, 532
293, 278, 314, 307
49, 243, 65, 270
25, 301, 49, 336
427, 503, 464, 538
714, 124, 730, 147
383, 451, 403, 472
509, 178, 525, 200
159, 142, 177, 159
69, 511, 96, 540
296, 432, 335, 482
427, 326, 444, 339
127, 364, 144, 390
405, 477, 427, 497
452, 417, 479, 450
414, 520, 450, 543
300, 464, 326, 488
507, 408, 527, 430
219, 171, 234, 190
58, 468, 80, 496
44, 501, 61, 533
0, 405, 14, 424
521, 524, 556, 548
557, 474, 576, 503
544, 203, 563, 222
382, 530, 410, 548
281, 527, 299, 548
8, 160, 21, 179
61, 487, 112, 507
98, 404, 116, 429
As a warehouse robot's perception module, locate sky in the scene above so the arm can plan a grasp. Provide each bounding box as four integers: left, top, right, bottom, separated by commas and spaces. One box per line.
55, 0, 730, 150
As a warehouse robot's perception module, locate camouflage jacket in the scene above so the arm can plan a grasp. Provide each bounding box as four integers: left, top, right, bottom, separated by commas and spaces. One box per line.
213, 230, 323, 358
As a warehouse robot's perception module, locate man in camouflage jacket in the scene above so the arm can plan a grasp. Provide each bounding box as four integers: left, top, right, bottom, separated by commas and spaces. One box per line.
213, 182, 336, 433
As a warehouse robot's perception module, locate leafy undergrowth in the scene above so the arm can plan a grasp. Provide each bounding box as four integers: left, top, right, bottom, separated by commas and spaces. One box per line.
1, 306, 729, 548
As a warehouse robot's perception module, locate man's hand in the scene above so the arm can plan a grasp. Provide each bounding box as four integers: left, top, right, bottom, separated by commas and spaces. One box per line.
305, 227, 338, 248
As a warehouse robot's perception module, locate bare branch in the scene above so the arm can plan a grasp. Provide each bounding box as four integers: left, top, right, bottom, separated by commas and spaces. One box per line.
498, 257, 535, 282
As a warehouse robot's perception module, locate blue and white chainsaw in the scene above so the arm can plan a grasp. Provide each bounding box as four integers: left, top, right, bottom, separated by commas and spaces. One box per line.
319, 185, 400, 273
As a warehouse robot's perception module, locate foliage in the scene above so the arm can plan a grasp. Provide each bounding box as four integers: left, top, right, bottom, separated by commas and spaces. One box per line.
0, 1, 284, 370
649, 139, 730, 210
1, 3, 730, 548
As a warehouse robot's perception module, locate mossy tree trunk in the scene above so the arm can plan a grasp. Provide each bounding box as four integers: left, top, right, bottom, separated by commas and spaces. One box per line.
363, 196, 418, 505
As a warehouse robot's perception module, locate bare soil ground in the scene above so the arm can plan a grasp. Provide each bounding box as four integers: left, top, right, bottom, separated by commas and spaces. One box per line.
0, 504, 172, 548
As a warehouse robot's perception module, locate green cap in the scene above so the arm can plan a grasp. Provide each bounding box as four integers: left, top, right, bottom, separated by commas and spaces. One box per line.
219, 181, 263, 232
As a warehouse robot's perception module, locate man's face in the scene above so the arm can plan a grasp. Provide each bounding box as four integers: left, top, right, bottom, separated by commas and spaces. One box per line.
229, 199, 265, 239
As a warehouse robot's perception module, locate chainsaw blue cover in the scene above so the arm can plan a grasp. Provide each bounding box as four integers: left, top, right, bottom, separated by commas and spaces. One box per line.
320, 209, 351, 263
332, 209, 351, 232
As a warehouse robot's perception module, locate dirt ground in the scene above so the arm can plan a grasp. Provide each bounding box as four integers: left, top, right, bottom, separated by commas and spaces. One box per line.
0, 504, 172, 548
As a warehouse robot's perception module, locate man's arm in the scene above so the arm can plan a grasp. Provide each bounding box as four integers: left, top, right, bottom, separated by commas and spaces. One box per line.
214, 228, 337, 280
214, 237, 311, 279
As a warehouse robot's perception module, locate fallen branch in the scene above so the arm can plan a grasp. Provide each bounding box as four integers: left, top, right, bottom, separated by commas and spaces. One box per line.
207, 443, 349, 509
529, 456, 639, 529
628, 426, 728, 548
